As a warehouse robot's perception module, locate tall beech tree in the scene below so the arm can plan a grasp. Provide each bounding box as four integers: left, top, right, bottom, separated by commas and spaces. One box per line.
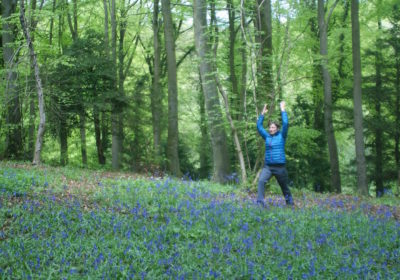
211, 1, 246, 183
373, 0, 384, 197
351, 0, 368, 196
27, 0, 40, 160
318, 0, 341, 193
305, 0, 330, 192
193, 0, 231, 183
162, 0, 180, 176
110, 0, 121, 169
151, 0, 163, 160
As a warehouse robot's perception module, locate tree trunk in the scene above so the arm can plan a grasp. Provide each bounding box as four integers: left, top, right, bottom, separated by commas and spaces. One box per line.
396, 59, 400, 197
66, 0, 78, 40
111, 0, 120, 169
79, 111, 87, 166
240, 15, 251, 169
254, 0, 274, 106
216, 76, 247, 183
20, 0, 46, 165
28, 91, 35, 160
152, 0, 163, 159
117, 2, 128, 168
351, 0, 368, 196
49, 0, 56, 45
94, 105, 106, 165
227, 0, 240, 121
333, 0, 350, 102
60, 110, 68, 166
212, 2, 245, 183
393, 21, 400, 196
27, 0, 39, 161
318, 0, 341, 193
3, 0, 23, 159
374, 6, 384, 197
131, 76, 146, 171
99, 0, 109, 165
198, 87, 211, 179
193, 0, 231, 184
307, 0, 329, 192
162, 0, 180, 176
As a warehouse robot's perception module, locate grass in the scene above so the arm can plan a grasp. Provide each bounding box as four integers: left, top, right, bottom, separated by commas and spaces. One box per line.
1, 161, 399, 279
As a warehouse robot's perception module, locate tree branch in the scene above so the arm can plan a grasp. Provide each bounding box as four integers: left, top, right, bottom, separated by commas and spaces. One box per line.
176, 46, 195, 68
327, 0, 340, 26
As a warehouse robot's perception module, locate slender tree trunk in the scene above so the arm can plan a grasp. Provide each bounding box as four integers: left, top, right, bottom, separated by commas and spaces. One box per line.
98, 0, 109, 165
101, 111, 109, 160
198, 86, 211, 179
318, 0, 341, 193
58, 3, 63, 52
393, 25, 400, 196
396, 66, 400, 196
118, 2, 128, 168
27, 0, 38, 160
333, 0, 350, 103
240, 13, 251, 169
193, 0, 231, 183
216, 77, 247, 183
3, 0, 23, 159
94, 105, 105, 164
103, 0, 109, 53
162, 0, 180, 176
111, 0, 120, 169
20, 0, 46, 165
131, 76, 146, 171
227, 0, 240, 120
374, 6, 384, 197
351, 0, 368, 196
49, 0, 56, 45
66, 0, 77, 41
60, 109, 68, 166
79, 111, 87, 166
254, 0, 274, 107
152, 0, 162, 159
28, 91, 35, 159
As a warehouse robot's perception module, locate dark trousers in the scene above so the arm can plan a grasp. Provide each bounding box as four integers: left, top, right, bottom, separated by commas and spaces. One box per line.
257, 164, 293, 205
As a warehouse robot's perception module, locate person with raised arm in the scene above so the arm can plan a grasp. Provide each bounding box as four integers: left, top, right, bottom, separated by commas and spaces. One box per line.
257, 101, 294, 206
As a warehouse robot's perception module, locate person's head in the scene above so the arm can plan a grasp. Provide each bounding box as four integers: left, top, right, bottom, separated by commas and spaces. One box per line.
268, 121, 280, 135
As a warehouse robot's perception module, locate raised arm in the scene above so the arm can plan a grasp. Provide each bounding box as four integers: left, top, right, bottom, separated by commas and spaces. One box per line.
257, 104, 268, 139
280, 101, 288, 139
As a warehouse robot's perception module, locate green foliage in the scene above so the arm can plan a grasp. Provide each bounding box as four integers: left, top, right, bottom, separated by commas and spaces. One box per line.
286, 125, 322, 188
1, 0, 399, 195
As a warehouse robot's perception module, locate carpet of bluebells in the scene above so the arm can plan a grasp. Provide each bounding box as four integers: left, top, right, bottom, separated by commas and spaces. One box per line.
1, 165, 400, 279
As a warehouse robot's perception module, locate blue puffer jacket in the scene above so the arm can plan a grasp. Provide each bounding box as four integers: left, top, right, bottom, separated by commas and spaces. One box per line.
257, 111, 288, 165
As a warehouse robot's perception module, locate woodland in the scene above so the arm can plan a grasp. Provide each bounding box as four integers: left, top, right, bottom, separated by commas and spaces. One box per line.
1, 0, 400, 197
1, 1, 400, 278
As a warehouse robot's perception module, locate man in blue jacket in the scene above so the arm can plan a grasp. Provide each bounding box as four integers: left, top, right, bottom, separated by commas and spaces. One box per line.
257, 101, 294, 206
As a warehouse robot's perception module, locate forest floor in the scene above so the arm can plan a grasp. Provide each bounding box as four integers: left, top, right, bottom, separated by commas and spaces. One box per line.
2, 161, 400, 221
2, 161, 400, 278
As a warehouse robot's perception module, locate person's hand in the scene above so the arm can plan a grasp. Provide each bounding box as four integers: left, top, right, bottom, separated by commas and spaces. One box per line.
261, 104, 268, 115
280, 101, 286, 112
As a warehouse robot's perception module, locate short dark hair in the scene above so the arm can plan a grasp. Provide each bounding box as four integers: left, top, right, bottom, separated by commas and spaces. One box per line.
268, 120, 280, 129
